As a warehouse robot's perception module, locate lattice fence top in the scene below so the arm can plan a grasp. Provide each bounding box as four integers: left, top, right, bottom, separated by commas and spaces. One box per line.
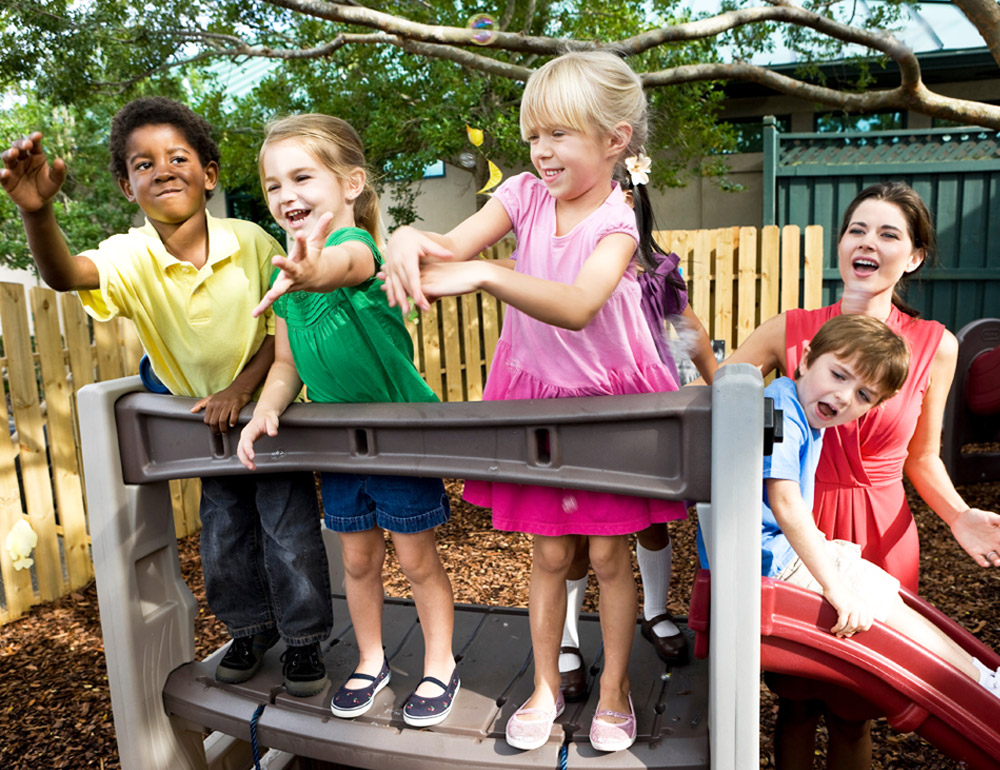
780, 128, 999, 167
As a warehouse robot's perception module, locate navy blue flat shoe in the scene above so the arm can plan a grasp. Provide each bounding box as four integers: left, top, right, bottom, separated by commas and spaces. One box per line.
330, 659, 391, 718
403, 667, 460, 727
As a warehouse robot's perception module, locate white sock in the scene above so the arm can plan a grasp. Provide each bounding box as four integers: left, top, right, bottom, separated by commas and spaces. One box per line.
972, 656, 991, 683
558, 576, 588, 673
638, 541, 679, 638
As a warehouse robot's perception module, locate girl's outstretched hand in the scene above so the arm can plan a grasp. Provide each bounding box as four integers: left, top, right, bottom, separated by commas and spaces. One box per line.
237, 412, 280, 471
252, 212, 337, 318
419, 260, 489, 302
380, 225, 455, 313
0, 132, 67, 212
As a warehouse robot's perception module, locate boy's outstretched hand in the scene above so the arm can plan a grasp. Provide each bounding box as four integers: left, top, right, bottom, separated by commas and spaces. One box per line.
252, 212, 337, 318
0, 132, 67, 211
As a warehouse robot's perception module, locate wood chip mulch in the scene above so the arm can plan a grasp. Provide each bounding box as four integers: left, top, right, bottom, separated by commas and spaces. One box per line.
1, 477, 998, 770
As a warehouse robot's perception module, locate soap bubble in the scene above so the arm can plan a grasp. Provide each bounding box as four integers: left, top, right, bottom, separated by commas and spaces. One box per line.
467, 14, 497, 46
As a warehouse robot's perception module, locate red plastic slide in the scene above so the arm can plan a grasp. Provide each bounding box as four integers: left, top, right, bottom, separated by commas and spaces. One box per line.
689, 569, 1000, 769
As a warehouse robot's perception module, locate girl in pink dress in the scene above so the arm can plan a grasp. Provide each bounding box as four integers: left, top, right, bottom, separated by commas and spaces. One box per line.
724, 181, 1000, 769
382, 51, 683, 753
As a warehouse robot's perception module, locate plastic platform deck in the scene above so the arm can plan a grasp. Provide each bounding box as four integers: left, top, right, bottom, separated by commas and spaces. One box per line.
77, 365, 769, 770
164, 595, 708, 769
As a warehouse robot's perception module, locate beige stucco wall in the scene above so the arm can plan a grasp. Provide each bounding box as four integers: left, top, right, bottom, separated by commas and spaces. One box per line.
381, 151, 765, 234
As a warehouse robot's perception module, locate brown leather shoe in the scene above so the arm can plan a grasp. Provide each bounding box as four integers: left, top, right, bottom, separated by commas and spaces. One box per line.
640, 613, 690, 666
559, 646, 588, 702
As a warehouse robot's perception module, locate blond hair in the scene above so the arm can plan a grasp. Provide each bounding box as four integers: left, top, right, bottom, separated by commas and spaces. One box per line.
259, 114, 385, 248
520, 51, 647, 176
801, 315, 910, 403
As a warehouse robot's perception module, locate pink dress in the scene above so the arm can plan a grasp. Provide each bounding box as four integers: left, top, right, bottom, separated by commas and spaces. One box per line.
785, 302, 945, 592
464, 173, 685, 536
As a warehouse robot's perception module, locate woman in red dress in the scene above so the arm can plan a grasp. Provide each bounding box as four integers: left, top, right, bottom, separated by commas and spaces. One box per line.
723, 181, 1000, 769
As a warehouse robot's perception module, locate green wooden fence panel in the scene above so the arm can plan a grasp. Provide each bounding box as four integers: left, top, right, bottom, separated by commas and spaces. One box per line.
766, 127, 1000, 332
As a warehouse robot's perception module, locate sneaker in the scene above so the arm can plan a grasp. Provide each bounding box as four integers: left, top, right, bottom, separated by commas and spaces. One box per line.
281, 643, 328, 697
215, 629, 280, 684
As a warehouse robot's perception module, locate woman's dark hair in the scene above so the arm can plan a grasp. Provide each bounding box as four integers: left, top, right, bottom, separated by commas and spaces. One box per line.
108, 97, 221, 198
838, 181, 937, 318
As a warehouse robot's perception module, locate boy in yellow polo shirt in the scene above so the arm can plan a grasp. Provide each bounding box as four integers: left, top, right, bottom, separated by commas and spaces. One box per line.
0, 97, 333, 695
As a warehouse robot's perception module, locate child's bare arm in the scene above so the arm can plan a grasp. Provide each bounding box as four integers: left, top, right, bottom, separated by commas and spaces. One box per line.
0, 133, 99, 291
381, 197, 513, 313
421, 231, 635, 331
767, 478, 873, 638
253, 213, 376, 317
190, 335, 276, 433
237, 324, 303, 471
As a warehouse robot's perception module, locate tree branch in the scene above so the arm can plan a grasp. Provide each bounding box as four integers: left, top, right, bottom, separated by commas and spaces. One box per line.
953, 0, 1000, 68
643, 62, 1000, 130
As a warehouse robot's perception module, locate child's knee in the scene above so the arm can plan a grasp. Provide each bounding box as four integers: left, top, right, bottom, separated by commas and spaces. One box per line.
342, 545, 384, 580
533, 537, 576, 574
588, 537, 630, 579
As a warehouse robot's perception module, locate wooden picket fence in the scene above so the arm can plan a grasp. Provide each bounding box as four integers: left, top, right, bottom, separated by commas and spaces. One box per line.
0, 224, 822, 624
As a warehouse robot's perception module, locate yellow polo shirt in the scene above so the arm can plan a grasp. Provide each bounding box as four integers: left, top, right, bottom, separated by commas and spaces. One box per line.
79, 213, 284, 398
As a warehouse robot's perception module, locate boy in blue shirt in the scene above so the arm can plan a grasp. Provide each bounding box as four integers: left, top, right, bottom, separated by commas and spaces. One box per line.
1, 97, 333, 695
762, 313, 1000, 695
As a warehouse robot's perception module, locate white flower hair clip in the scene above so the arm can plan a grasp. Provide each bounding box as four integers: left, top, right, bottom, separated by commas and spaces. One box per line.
625, 153, 651, 186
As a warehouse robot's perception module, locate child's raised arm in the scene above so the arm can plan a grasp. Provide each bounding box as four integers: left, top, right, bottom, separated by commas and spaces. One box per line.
381, 196, 513, 313
253, 212, 378, 318
766, 478, 874, 638
0, 132, 99, 291
420, 231, 636, 332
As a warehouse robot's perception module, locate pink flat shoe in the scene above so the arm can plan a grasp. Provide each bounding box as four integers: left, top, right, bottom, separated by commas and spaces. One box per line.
505, 691, 566, 751
589, 694, 637, 752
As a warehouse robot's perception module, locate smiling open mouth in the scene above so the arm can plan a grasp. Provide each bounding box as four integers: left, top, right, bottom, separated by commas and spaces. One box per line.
818, 402, 837, 419
852, 258, 878, 274
286, 209, 310, 223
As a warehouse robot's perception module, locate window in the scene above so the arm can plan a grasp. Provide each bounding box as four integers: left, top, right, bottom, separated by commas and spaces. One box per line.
814, 111, 904, 133
721, 115, 791, 154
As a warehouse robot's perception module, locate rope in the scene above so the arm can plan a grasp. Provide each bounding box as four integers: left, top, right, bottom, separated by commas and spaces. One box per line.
250, 703, 266, 770
559, 743, 568, 770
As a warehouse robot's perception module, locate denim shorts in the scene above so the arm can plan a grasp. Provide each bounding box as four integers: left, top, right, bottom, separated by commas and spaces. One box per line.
321, 472, 450, 534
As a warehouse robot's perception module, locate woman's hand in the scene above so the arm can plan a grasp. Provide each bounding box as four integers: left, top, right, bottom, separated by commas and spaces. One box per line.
950, 508, 1000, 567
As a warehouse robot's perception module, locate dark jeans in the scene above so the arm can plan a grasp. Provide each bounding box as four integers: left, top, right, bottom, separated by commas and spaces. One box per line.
199, 473, 333, 645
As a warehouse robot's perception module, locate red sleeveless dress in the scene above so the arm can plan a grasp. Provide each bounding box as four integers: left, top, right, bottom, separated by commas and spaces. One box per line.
784, 302, 945, 592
